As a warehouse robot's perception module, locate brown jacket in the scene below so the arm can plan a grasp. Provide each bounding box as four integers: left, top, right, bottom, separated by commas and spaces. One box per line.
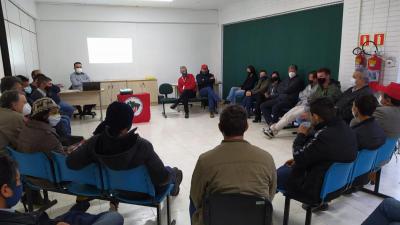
17, 120, 63, 154
190, 140, 277, 225
0, 108, 25, 154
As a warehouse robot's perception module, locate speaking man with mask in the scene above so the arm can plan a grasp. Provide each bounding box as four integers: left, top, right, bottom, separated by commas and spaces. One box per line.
170, 66, 197, 118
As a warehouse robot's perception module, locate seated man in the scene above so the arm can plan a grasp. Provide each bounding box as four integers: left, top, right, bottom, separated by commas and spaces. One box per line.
0, 76, 23, 93
310, 68, 342, 103
66, 102, 183, 204
241, 69, 270, 122
277, 98, 357, 210
16, 75, 31, 95
190, 105, 277, 225
361, 198, 400, 225
196, 64, 220, 118
225, 65, 257, 104
347, 95, 386, 191
373, 82, 400, 138
336, 68, 372, 124
0, 155, 124, 225
261, 64, 304, 125
30, 74, 52, 102
0, 91, 27, 155
70, 62, 95, 117
263, 71, 318, 138
170, 66, 197, 118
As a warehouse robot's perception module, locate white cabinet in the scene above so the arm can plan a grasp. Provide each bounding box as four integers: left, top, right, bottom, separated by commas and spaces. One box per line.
9, 23, 26, 75
30, 33, 39, 70
5, 0, 19, 25
28, 17, 35, 33
19, 10, 30, 31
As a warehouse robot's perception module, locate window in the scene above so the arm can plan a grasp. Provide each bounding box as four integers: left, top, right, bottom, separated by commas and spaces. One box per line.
87, 38, 132, 64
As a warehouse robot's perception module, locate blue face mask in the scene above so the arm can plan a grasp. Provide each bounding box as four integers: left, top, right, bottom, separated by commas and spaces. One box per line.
5, 184, 23, 208
24, 86, 32, 94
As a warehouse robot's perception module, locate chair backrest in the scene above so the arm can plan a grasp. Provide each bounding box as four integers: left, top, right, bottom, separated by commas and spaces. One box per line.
101, 165, 155, 197
374, 138, 398, 169
320, 162, 354, 201
203, 193, 273, 225
6, 147, 56, 183
52, 152, 102, 188
159, 83, 173, 96
350, 150, 378, 183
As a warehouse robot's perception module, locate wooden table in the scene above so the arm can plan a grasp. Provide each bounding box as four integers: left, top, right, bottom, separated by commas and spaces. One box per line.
60, 89, 104, 121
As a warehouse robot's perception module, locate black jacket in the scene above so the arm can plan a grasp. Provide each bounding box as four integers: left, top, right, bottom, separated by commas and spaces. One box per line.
277, 75, 304, 104
336, 85, 373, 124
66, 128, 170, 188
286, 118, 357, 203
196, 72, 215, 90
0, 210, 56, 225
240, 73, 257, 91
351, 117, 386, 151
30, 89, 46, 102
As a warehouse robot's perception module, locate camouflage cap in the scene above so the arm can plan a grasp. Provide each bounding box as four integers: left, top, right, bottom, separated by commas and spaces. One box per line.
31, 97, 59, 117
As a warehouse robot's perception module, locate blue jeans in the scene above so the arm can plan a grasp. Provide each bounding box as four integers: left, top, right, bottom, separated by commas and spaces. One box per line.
92, 212, 124, 225
241, 96, 254, 115
199, 87, 220, 113
362, 198, 400, 225
226, 87, 245, 104
55, 115, 72, 137
277, 165, 293, 191
59, 101, 75, 118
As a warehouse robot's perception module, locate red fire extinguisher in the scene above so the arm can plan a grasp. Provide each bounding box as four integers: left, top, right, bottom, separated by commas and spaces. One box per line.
355, 53, 366, 69
367, 53, 383, 83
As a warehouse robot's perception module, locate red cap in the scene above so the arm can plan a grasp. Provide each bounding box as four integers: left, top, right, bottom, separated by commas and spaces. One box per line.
201, 64, 208, 70
375, 82, 400, 100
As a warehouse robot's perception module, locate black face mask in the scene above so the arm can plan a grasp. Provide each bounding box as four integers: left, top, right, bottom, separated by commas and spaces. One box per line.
308, 80, 314, 85
318, 78, 326, 86
182, 72, 187, 76
271, 77, 278, 82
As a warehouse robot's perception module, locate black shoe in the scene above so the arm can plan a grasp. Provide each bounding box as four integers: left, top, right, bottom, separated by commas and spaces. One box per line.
302, 203, 329, 212
223, 100, 230, 105
185, 113, 189, 119
70, 201, 90, 212
253, 118, 261, 123
171, 168, 183, 196
170, 104, 178, 110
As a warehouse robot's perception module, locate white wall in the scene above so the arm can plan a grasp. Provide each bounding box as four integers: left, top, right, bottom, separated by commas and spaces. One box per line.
36, 4, 220, 87
9, 0, 37, 18
219, 0, 400, 89
2, 0, 39, 77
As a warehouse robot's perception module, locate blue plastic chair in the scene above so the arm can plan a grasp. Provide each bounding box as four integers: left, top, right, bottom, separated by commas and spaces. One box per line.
373, 138, 398, 169
101, 165, 175, 225
6, 147, 58, 212
52, 152, 103, 197
282, 162, 354, 225
349, 150, 378, 183
6, 147, 57, 187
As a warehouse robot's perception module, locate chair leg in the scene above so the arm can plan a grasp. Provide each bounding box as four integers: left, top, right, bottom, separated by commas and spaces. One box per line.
305, 206, 312, 225
162, 103, 167, 118
157, 204, 161, 225
43, 190, 49, 203
26, 187, 34, 212
283, 197, 290, 225
167, 195, 176, 225
374, 169, 382, 193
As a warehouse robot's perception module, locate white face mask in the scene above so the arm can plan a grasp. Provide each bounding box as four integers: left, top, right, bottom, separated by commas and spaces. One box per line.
22, 103, 31, 116
350, 78, 357, 85
48, 114, 61, 127
75, 68, 83, 74
288, 72, 296, 78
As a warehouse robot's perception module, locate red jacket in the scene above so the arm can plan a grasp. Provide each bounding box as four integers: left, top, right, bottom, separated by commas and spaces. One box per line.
178, 74, 197, 94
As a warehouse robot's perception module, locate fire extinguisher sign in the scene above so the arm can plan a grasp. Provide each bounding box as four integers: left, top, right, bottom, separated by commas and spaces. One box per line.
359, 34, 369, 46
374, 33, 385, 46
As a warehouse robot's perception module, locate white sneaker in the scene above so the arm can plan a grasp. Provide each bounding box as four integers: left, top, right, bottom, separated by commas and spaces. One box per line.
263, 127, 277, 139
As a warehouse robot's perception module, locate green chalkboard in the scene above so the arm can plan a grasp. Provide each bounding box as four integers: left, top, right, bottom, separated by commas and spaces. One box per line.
222, 4, 343, 97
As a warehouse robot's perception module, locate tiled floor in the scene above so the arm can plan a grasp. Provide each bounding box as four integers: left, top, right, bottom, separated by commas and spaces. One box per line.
15, 105, 400, 225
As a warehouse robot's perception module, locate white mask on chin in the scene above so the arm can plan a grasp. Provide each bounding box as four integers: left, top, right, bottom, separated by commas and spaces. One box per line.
48, 114, 61, 127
